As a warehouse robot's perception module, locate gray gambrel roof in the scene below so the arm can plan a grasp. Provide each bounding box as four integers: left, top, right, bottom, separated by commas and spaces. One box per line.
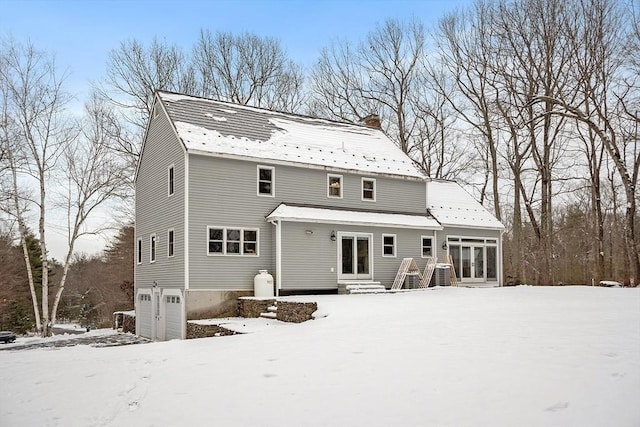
157, 91, 425, 179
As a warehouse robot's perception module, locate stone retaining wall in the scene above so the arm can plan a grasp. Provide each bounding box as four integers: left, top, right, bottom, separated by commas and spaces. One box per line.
277, 301, 318, 323
186, 323, 238, 339
237, 298, 275, 318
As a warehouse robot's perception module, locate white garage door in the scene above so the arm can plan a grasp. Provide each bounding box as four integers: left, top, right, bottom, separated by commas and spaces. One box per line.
137, 293, 153, 338
164, 294, 183, 340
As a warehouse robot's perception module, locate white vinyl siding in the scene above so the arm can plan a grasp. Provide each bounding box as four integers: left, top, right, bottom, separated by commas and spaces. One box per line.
327, 174, 343, 198
362, 178, 376, 202
257, 165, 275, 197
207, 226, 259, 256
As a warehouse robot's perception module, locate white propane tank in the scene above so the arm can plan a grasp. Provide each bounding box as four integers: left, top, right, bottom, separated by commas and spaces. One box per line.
254, 269, 274, 297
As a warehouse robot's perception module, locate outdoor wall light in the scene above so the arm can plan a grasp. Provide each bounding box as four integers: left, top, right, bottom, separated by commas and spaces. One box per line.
442, 241, 447, 250
152, 281, 158, 288
330, 231, 337, 241
305, 230, 313, 235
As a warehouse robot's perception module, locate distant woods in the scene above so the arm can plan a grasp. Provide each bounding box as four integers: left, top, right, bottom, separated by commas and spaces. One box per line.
0, 0, 638, 334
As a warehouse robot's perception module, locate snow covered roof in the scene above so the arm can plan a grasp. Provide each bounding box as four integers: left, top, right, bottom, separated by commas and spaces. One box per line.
427, 180, 504, 230
267, 203, 442, 230
157, 92, 425, 179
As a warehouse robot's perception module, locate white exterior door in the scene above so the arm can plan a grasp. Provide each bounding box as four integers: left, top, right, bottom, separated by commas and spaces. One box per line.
339, 233, 373, 280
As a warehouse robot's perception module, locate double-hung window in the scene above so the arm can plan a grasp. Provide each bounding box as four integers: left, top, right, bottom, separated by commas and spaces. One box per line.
167, 229, 175, 258
150, 234, 157, 263
168, 165, 174, 196
421, 236, 433, 257
136, 238, 142, 264
208, 227, 259, 256
257, 165, 274, 196
382, 234, 396, 257
362, 178, 376, 201
328, 174, 343, 198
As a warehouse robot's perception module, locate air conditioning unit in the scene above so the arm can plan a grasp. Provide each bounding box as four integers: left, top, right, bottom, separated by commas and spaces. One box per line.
435, 264, 451, 286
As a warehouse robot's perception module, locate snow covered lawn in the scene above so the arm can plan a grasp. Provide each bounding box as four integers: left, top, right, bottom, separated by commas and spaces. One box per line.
1, 286, 638, 427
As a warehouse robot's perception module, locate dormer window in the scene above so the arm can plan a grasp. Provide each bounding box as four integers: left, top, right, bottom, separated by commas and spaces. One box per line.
328, 174, 343, 198
257, 165, 274, 197
362, 178, 376, 201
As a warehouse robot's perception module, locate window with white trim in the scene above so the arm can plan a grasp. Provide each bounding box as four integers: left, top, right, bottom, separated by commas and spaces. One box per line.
421, 236, 433, 257
166, 295, 181, 304
139, 294, 151, 301
136, 238, 142, 265
168, 165, 175, 196
382, 234, 396, 257
207, 227, 259, 256
328, 174, 343, 198
362, 178, 376, 201
150, 234, 157, 263
167, 229, 175, 258
257, 165, 274, 196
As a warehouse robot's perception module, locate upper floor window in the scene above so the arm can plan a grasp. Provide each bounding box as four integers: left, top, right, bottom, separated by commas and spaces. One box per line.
328, 174, 343, 198
382, 234, 396, 257
421, 236, 433, 258
208, 226, 259, 256
167, 229, 175, 258
257, 165, 274, 197
168, 165, 175, 196
362, 178, 376, 201
150, 234, 157, 263
136, 238, 142, 265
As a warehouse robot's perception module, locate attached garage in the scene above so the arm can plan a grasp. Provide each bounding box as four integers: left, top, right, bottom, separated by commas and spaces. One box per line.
163, 290, 184, 340
136, 291, 153, 339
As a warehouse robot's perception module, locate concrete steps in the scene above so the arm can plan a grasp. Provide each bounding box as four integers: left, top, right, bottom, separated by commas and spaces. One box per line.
338, 281, 386, 294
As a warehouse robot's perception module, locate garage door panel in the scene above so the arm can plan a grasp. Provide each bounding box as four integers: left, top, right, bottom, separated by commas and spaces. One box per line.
164, 294, 183, 340
137, 293, 152, 338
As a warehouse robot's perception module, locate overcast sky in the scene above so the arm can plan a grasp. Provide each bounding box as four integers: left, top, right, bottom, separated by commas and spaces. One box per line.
1, 0, 472, 259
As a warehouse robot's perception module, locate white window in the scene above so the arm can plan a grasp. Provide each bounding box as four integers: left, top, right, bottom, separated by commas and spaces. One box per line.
382, 234, 396, 257
328, 174, 343, 198
207, 227, 259, 256
150, 234, 157, 263
166, 295, 181, 304
139, 294, 151, 301
167, 229, 175, 258
257, 165, 274, 196
362, 178, 376, 201
421, 236, 433, 258
168, 165, 175, 196
136, 238, 142, 265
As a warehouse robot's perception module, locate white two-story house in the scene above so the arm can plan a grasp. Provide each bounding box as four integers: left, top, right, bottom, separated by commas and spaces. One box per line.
135, 91, 504, 340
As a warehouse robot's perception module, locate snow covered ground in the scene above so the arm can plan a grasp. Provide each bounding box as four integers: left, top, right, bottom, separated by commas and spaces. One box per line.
1, 286, 638, 427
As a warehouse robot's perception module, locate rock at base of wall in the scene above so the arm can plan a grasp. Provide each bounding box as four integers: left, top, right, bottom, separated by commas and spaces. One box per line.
186, 322, 237, 339
237, 298, 275, 318
277, 301, 318, 323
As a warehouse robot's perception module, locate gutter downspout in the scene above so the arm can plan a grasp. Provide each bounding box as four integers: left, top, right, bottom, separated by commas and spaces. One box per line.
268, 219, 281, 297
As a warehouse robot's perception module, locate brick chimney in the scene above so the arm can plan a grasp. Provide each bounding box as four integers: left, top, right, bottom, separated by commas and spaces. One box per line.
361, 113, 381, 129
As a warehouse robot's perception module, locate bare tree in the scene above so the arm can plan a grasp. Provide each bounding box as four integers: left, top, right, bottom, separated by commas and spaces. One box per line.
49, 95, 129, 327
529, 0, 639, 285
1, 39, 128, 335
310, 19, 425, 147
194, 30, 305, 112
